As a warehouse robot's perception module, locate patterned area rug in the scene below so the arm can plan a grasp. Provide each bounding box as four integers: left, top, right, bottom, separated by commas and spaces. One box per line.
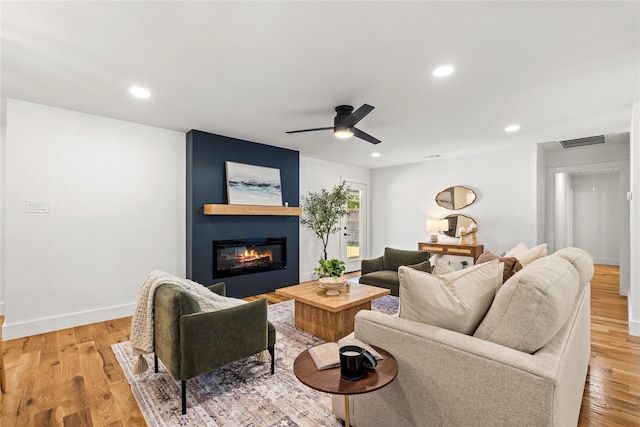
113, 295, 399, 427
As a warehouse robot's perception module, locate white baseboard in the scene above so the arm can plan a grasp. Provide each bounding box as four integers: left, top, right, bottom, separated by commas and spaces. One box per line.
629, 319, 640, 337
2, 303, 137, 340
592, 257, 619, 265
0, 301, 5, 316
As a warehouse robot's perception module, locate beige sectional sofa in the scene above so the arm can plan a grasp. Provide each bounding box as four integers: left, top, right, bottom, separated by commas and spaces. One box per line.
332, 247, 593, 426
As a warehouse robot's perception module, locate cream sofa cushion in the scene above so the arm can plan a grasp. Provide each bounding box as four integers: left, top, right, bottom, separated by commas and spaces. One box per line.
398, 260, 502, 335
513, 243, 548, 267
505, 242, 528, 257
553, 247, 594, 293
432, 257, 455, 275
473, 255, 579, 353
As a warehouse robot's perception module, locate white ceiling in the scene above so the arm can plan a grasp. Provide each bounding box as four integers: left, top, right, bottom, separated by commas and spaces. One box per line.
2, 1, 639, 169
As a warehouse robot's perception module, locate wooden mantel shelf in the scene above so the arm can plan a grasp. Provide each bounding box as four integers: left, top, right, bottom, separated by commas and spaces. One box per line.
203, 204, 302, 216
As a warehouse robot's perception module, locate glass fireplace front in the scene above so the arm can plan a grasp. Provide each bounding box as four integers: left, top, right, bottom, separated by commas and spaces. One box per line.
212, 237, 287, 279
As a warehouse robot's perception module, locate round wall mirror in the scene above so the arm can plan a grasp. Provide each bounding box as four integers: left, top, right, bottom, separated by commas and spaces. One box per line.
440, 214, 477, 237
435, 186, 477, 210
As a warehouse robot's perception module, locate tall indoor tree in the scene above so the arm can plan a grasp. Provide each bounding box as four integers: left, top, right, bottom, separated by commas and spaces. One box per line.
301, 182, 350, 261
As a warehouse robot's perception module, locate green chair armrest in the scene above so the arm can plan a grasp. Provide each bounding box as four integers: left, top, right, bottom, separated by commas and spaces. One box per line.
179, 299, 268, 379
361, 256, 384, 275
407, 260, 432, 273
154, 284, 202, 379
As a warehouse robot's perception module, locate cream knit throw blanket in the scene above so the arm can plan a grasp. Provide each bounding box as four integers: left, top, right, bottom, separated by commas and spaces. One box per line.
130, 270, 249, 374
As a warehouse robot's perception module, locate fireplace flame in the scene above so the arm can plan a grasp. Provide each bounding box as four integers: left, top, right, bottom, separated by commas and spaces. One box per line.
241, 249, 273, 262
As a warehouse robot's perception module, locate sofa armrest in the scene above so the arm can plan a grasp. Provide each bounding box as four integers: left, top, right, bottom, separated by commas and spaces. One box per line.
361, 256, 384, 275
356, 310, 555, 373
346, 310, 562, 426
179, 299, 268, 379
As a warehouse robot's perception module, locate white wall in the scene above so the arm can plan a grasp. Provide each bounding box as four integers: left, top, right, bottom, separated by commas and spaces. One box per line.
536, 143, 547, 245
2, 99, 185, 339
572, 172, 620, 264
554, 173, 571, 250
370, 145, 538, 258
630, 101, 640, 336
1, 101, 6, 316
299, 156, 369, 282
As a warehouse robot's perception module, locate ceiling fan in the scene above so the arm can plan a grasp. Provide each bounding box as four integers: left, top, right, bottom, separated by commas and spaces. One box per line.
286, 104, 381, 145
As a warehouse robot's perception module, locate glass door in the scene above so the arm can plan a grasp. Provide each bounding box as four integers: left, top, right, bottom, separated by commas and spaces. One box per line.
341, 181, 367, 272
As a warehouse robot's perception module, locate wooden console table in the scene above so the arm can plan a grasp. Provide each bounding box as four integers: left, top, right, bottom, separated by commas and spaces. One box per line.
418, 242, 484, 263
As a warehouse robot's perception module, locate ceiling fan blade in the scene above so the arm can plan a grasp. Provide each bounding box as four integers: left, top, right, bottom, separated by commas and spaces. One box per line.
354, 127, 381, 145
286, 127, 333, 134
350, 104, 375, 126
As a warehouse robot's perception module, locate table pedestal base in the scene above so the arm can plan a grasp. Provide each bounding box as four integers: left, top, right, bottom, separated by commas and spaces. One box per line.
294, 300, 371, 342
344, 394, 351, 427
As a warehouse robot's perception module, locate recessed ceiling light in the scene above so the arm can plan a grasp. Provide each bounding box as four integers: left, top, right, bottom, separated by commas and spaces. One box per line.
129, 86, 151, 99
371, 152, 381, 158
432, 65, 454, 78
505, 124, 520, 132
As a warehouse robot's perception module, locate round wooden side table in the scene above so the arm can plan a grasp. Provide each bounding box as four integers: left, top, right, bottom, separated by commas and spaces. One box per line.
293, 345, 398, 427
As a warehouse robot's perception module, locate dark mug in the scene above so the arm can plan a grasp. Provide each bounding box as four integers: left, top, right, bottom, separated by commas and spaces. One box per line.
340, 345, 364, 380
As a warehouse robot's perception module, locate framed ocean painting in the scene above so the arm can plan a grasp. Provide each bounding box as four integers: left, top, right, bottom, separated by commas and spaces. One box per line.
225, 161, 283, 206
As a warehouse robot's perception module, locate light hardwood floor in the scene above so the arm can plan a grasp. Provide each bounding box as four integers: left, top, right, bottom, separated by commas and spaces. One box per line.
1, 265, 638, 426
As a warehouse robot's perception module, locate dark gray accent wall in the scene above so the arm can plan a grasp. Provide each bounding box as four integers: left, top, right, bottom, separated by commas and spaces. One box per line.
186, 130, 300, 298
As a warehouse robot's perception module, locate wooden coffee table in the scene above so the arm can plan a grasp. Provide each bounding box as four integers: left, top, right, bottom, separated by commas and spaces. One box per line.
293, 345, 398, 427
275, 281, 390, 341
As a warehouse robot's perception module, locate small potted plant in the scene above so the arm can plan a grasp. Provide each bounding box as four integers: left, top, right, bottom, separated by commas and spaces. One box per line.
315, 258, 347, 295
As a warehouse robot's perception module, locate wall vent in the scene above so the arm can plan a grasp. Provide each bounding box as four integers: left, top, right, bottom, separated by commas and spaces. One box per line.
559, 135, 606, 149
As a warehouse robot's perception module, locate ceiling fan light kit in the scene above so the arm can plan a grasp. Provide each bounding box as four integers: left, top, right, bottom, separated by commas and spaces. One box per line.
334, 123, 354, 139
286, 104, 381, 145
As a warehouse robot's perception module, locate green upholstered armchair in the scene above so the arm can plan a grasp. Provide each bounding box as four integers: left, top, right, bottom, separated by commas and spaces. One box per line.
153, 282, 276, 414
359, 247, 431, 296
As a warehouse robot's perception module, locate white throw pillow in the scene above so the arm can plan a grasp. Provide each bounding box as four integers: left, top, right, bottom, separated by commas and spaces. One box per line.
432, 258, 455, 275
514, 243, 548, 267
398, 259, 502, 335
505, 243, 528, 257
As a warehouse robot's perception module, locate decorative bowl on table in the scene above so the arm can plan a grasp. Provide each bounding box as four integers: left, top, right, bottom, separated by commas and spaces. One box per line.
318, 277, 347, 295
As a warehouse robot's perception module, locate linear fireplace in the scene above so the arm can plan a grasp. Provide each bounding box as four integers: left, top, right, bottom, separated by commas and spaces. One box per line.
213, 237, 287, 279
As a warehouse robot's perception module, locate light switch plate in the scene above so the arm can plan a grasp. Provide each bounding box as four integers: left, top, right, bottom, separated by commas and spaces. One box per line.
25, 200, 49, 213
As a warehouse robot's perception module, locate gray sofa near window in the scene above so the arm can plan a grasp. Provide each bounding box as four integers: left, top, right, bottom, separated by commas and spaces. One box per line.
358, 247, 431, 296
334, 247, 593, 426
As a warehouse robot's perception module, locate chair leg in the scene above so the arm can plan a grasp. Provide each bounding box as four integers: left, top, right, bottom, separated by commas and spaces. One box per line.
181, 380, 187, 414
268, 345, 275, 374
154, 354, 158, 373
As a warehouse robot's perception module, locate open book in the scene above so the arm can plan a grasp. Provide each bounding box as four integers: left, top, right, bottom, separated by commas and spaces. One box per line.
307, 335, 383, 370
